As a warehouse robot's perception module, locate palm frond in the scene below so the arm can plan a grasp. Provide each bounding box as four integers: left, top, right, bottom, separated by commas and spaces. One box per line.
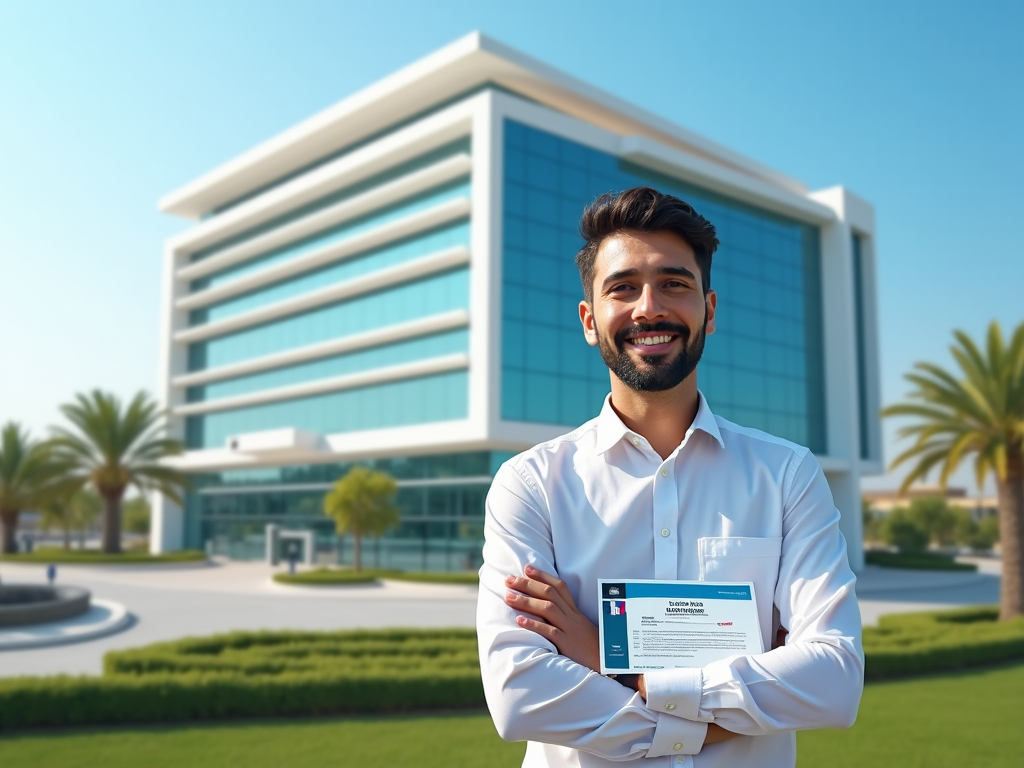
884, 320, 1024, 491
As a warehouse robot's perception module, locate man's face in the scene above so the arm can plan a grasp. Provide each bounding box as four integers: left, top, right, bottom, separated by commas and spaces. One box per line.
579, 230, 716, 392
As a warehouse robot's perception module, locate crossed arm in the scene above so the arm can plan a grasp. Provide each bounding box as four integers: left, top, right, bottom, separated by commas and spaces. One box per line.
478, 459, 863, 758
504, 564, 740, 748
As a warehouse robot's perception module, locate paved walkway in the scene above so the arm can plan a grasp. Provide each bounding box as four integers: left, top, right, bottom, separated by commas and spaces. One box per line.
0, 557, 1002, 678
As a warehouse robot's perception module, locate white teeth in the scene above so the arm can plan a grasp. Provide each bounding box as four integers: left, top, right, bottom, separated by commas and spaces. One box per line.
634, 335, 672, 346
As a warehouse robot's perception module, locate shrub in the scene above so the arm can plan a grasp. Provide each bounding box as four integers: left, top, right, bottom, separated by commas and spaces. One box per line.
0, 548, 206, 564
863, 607, 1024, 679
882, 509, 930, 553
864, 551, 977, 571
967, 517, 1000, 551
2, 613, 1022, 729
905, 496, 957, 546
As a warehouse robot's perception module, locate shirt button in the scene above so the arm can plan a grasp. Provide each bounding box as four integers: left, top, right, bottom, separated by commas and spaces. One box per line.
665, 703, 676, 710
676, 757, 685, 764
673, 743, 683, 751
661, 469, 668, 477
661, 528, 670, 538
631, 437, 640, 446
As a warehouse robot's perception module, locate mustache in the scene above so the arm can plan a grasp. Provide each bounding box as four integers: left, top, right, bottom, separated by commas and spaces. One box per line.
613, 322, 692, 349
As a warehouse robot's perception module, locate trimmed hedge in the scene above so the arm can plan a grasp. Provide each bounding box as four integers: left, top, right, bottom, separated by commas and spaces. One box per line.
3, 611, 1023, 729
0, 628, 482, 730
273, 568, 479, 586
864, 550, 977, 572
0, 548, 207, 565
863, 607, 1024, 679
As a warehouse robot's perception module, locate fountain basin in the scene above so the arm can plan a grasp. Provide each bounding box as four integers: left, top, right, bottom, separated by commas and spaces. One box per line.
0, 585, 91, 627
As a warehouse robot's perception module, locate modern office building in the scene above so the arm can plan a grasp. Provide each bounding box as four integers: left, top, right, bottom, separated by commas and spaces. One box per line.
153, 33, 881, 570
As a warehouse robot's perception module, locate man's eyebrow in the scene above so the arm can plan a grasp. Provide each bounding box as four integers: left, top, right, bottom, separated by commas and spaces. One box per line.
602, 266, 697, 288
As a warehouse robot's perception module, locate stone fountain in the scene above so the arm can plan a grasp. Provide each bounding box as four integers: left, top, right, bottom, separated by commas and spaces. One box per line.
0, 584, 91, 627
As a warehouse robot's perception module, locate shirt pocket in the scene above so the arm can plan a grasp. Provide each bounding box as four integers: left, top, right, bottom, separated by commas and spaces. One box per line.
698, 536, 782, 651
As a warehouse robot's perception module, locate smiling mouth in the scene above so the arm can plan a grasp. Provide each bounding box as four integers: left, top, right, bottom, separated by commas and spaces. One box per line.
623, 333, 680, 354
627, 334, 677, 347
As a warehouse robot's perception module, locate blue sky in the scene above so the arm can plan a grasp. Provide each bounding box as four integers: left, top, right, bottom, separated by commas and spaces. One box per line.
1, 0, 1021, 492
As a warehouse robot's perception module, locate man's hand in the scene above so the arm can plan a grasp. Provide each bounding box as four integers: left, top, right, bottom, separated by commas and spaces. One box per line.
505, 565, 601, 672
506, 566, 741, 750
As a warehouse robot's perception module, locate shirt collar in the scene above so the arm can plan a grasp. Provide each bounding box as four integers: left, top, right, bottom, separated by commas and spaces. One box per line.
593, 389, 725, 455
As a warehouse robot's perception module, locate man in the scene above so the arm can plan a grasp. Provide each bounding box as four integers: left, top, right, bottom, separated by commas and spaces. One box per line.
476, 186, 863, 767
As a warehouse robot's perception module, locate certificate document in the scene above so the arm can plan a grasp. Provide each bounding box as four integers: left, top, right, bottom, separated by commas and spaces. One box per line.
598, 580, 764, 674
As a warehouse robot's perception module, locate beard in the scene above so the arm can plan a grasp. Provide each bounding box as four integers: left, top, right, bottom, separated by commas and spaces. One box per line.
595, 318, 707, 392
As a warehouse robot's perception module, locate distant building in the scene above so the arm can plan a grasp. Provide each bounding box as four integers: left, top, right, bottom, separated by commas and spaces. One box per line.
153, 34, 881, 569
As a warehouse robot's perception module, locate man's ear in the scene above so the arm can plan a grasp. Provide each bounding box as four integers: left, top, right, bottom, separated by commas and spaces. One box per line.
579, 300, 598, 347
704, 289, 717, 336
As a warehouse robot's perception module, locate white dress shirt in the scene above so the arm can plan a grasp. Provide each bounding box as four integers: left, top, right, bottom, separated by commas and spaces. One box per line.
477, 392, 863, 768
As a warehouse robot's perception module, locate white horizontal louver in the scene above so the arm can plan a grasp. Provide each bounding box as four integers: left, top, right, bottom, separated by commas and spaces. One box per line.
176, 197, 471, 312
173, 309, 470, 388
173, 353, 469, 416
177, 153, 472, 282
174, 246, 470, 343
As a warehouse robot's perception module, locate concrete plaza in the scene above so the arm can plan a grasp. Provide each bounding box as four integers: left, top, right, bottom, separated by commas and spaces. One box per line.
0, 557, 1001, 678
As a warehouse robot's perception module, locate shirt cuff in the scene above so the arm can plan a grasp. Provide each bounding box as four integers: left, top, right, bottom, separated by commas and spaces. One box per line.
647, 712, 708, 757
644, 668, 705, 721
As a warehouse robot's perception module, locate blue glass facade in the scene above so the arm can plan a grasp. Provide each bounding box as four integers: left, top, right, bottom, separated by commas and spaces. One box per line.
191, 180, 471, 295
185, 369, 468, 449
187, 328, 468, 403
191, 139, 471, 262
190, 221, 470, 325
502, 120, 827, 452
185, 451, 514, 568
180, 139, 474, 451
188, 267, 469, 371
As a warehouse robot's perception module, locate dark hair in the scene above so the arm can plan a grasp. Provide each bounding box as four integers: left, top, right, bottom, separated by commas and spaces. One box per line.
575, 186, 719, 303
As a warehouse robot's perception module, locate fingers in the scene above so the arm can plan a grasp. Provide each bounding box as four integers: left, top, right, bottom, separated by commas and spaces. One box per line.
504, 587, 564, 624
514, 613, 559, 641
524, 564, 576, 607
505, 573, 569, 615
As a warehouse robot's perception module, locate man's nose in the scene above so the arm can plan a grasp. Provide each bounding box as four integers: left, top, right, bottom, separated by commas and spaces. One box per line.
632, 284, 667, 321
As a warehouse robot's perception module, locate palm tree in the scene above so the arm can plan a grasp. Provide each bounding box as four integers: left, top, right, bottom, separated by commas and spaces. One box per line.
48, 390, 188, 554
882, 320, 1024, 620
0, 423, 55, 554
323, 467, 400, 572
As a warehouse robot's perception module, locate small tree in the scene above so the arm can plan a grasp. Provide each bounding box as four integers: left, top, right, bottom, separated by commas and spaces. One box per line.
48, 390, 187, 554
0, 423, 57, 554
882, 508, 930, 553
906, 496, 957, 547
323, 467, 400, 572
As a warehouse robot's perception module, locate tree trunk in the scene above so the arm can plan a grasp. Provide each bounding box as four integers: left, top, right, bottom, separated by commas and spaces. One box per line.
101, 491, 123, 554
0, 509, 19, 554
353, 532, 362, 572
997, 450, 1024, 621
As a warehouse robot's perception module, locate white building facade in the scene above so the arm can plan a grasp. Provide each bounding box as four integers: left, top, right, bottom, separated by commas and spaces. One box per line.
153, 34, 882, 570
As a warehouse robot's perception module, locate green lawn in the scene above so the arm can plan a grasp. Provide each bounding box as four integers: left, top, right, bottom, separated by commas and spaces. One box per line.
2, 663, 1021, 768
0, 713, 525, 768
0, 548, 206, 565
798, 662, 1024, 767
273, 567, 479, 586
